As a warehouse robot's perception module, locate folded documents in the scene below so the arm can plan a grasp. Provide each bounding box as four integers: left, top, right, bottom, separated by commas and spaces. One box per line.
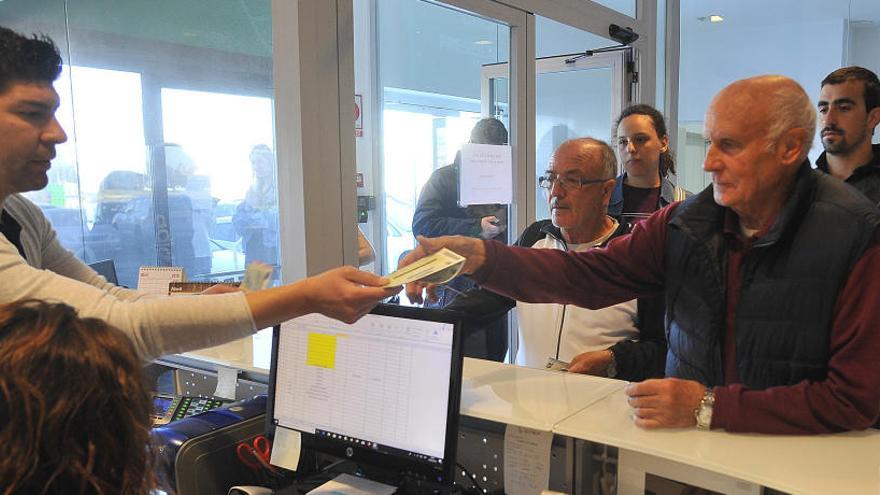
383, 248, 465, 288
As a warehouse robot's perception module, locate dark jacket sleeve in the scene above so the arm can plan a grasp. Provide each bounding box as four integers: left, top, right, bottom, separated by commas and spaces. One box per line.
609, 294, 667, 381
412, 165, 481, 238
444, 288, 515, 328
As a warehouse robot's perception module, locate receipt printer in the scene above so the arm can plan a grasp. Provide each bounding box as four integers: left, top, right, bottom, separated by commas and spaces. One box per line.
152, 395, 268, 495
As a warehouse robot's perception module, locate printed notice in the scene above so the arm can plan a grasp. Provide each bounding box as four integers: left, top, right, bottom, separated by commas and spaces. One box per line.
213, 365, 238, 400
270, 426, 302, 471
307, 333, 337, 369
459, 143, 512, 206
504, 425, 553, 495
383, 248, 465, 288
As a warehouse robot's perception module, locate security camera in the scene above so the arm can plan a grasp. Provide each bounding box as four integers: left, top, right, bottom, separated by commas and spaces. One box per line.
609, 24, 639, 45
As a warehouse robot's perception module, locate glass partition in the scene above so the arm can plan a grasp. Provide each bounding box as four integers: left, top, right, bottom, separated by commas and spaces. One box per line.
5, 0, 279, 369
369, 0, 512, 273
533, 16, 627, 221
356, 0, 513, 361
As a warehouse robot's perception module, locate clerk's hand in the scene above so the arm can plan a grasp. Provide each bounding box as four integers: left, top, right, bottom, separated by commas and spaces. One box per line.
401, 235, 486, 304
302, 266, 399, 323
568, 349, 613, 375
625, 378, 706, 429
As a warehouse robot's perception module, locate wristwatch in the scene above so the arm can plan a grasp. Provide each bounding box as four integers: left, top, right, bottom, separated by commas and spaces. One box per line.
605, 349, 618, 378
694, 389, 715, 430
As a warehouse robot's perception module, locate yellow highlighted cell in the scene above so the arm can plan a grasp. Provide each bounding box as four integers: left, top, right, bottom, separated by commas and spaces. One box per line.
307, 333, 337, 369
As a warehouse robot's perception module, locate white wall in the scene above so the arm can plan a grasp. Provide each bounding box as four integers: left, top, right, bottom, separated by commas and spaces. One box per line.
679, 19, 846, 123
675, 16, 847, 187
850, 23, 880, 145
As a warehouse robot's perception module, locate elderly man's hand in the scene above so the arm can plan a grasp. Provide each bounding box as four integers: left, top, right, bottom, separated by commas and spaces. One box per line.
401, 235, 487, 304
625, 378, 706, 429
303, 266, 400, 324
567, 349, 613, 375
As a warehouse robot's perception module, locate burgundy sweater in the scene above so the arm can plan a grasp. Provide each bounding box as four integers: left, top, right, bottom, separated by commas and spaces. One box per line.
472, 203, 880, 434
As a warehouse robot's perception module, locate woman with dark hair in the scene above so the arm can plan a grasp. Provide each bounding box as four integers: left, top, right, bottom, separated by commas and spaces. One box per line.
609, 104, 689, 228
0, 300, 159, 495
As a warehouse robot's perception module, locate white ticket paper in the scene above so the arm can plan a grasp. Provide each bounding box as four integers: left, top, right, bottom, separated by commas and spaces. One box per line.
383, 248, 465, 288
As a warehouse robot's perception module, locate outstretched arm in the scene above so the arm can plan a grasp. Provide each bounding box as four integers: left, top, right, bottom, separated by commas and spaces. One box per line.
404, 205, 674, 310
246, 266, 399, 328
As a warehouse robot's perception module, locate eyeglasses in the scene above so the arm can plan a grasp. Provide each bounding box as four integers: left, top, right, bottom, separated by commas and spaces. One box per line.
538, 174, 612, 192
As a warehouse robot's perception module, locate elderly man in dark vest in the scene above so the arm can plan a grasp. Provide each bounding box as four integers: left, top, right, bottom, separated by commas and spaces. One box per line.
402, 75, 880, 434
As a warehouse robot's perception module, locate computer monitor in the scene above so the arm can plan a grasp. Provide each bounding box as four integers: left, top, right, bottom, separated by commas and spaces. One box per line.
267, 304, 463, 486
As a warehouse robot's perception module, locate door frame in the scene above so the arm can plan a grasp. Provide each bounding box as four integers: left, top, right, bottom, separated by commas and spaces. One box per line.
480, 48, 629, 227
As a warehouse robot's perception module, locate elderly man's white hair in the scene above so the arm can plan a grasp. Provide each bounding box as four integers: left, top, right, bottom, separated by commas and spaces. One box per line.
762, 76, 817, 157
554, 137, 618, 178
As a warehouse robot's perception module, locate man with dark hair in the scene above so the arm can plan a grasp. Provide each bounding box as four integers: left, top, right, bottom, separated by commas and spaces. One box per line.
0, 26, 397, 360
468, 116, 508, 147
817, 66, 880, 203
412, 117, 510, 247
0, 27, 63, 91
404, 76, 880, 435
411, 117, 509, 360
447, 138, 665, 381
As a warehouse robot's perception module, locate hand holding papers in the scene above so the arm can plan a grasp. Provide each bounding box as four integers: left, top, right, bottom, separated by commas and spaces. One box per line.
384, 248, 465, 288
399, 236, 488, 304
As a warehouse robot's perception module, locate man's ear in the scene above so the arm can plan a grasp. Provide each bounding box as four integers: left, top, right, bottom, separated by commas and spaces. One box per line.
777, 128, 808, 166
868, 106, 880, 135
601, 178, 616, 205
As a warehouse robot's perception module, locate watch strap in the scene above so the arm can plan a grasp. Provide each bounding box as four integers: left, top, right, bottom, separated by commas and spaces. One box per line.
605, 348, 618, 378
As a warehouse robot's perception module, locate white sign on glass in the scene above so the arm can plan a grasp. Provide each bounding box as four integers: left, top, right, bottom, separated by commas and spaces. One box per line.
459, 143, 512, 206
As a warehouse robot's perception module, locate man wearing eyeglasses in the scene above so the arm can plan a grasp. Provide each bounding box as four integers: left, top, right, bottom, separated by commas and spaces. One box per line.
446, 138, 665, 381
404, 76, 880, 434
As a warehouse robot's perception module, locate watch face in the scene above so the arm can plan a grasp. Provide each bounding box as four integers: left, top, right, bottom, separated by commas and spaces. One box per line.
697, 404, 713, 428
698, 407, 709, 423
605, 361, 617, 378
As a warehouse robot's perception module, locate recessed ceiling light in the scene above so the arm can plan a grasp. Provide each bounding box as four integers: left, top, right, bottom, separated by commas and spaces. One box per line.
698, 14, 724, 23
475, 40, 493, 45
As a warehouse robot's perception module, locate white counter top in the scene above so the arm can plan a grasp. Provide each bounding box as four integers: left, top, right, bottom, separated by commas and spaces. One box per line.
553, 388, 880, 495
460, 357, 625, 431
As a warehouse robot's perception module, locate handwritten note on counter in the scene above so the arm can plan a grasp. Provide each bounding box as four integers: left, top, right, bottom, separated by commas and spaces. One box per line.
504, 425, 553, 495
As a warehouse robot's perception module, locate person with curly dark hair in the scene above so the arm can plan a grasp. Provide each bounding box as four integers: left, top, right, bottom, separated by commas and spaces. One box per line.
0, 300, 160, 495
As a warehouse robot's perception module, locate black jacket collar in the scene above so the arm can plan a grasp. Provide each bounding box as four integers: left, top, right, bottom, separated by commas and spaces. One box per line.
815, 143, 880, 179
